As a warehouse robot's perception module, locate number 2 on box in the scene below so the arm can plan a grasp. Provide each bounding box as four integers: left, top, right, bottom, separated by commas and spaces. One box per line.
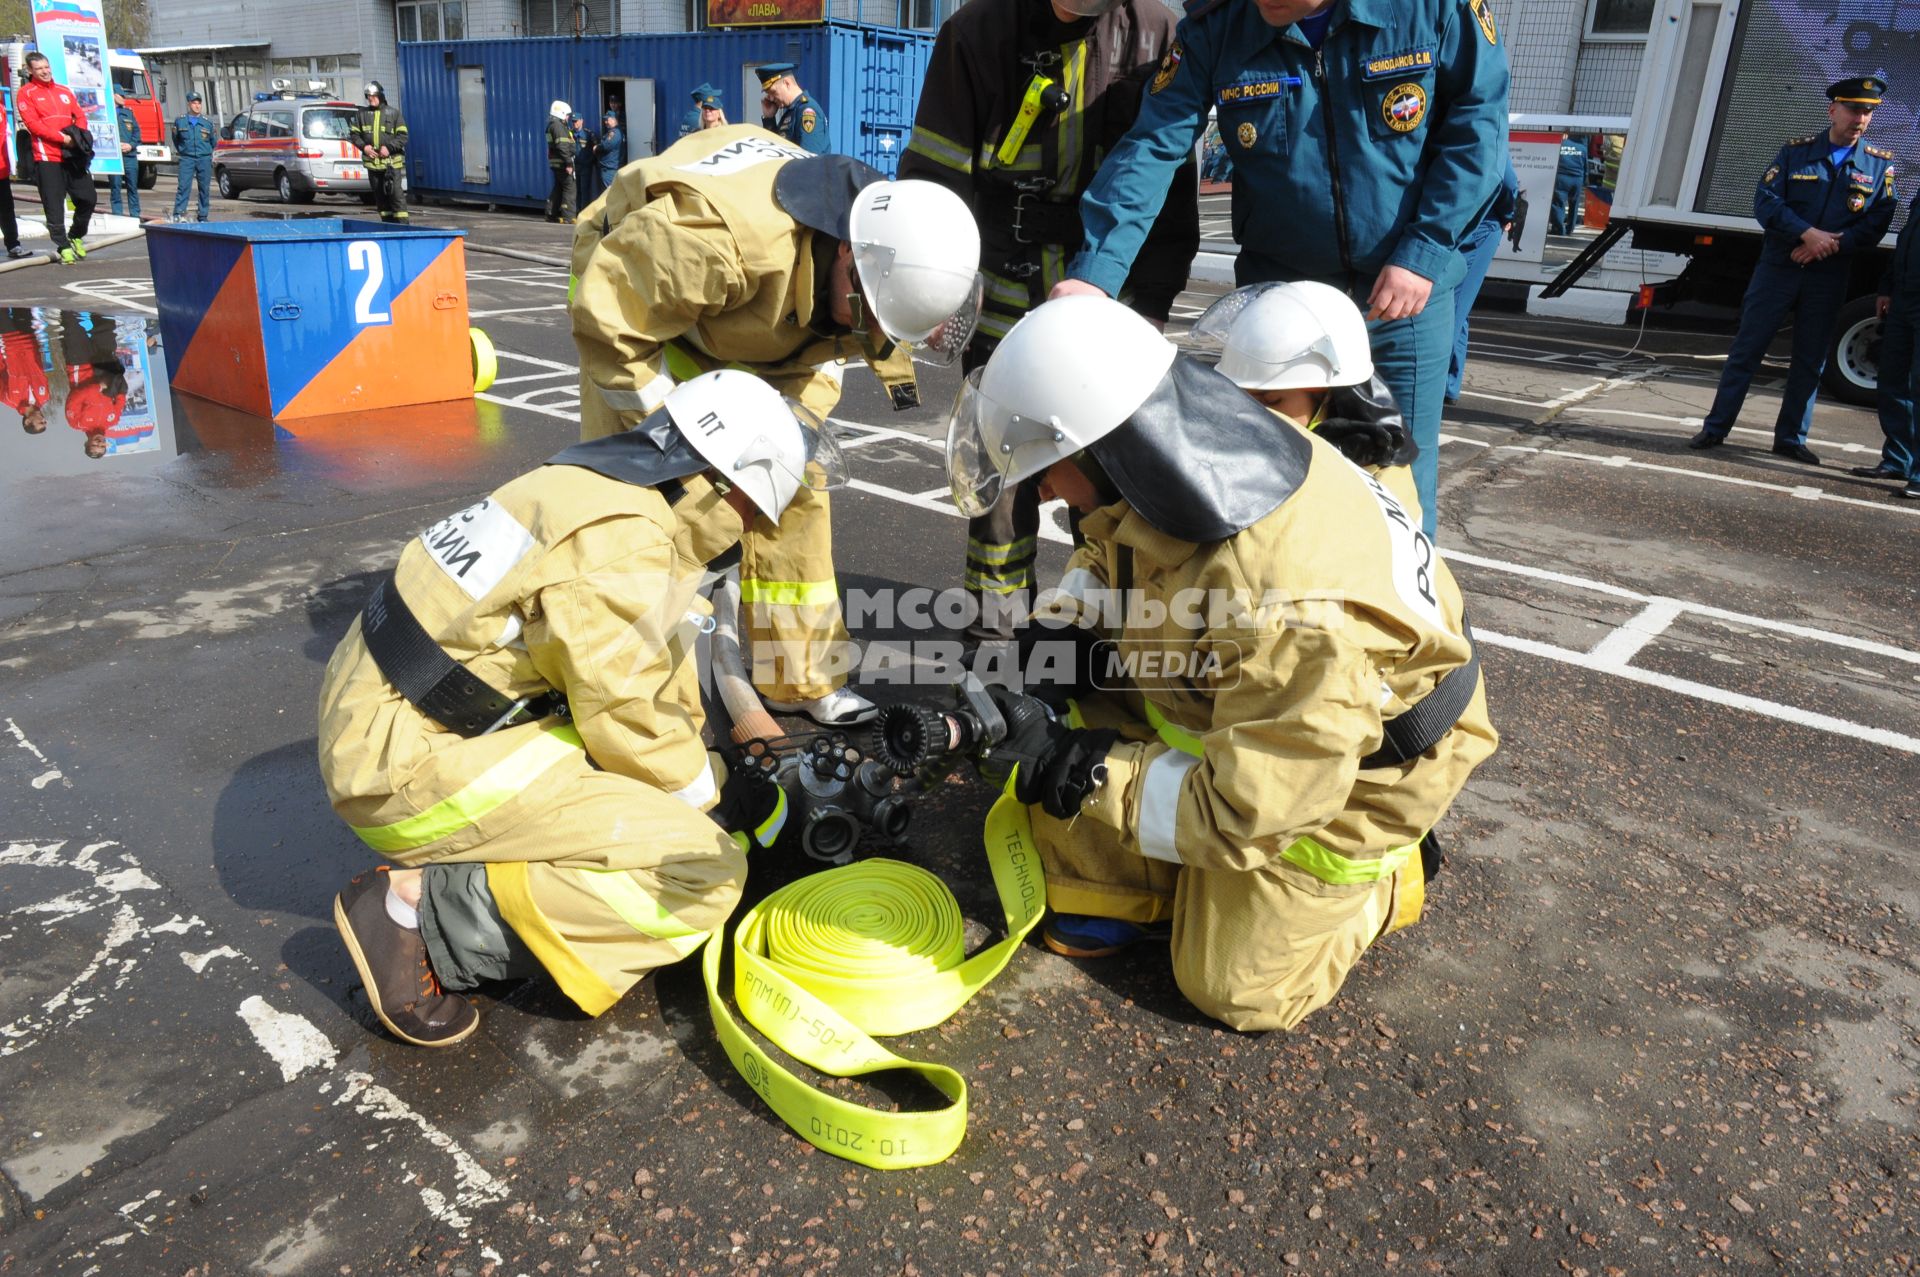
348, 240, 391, 325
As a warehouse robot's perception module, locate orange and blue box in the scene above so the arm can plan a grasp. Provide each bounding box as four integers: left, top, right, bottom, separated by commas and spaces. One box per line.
147, 219, 474, 421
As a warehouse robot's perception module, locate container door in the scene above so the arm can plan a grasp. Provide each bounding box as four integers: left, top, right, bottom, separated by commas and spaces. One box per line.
621, 77, 655, 161
459, 66, 489, 184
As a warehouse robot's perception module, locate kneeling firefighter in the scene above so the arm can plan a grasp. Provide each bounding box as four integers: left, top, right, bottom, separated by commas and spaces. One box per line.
1192, 279, 1424, 521
947, 297, 1498, 1032
571, 124, 983, 728
319, 371, 835, 1047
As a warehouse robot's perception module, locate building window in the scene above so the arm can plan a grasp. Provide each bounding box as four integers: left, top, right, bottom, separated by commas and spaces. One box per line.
1587, 0, 1655, 39
523, 0, 614, 37
400, 0, 467, 42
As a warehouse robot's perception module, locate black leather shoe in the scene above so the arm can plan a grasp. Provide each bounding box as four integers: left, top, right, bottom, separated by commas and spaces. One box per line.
1686, 429, 1726, 450
1900, 481, 1920, 500
1771, 442, 1821, 465
1849, 462, 1906, 479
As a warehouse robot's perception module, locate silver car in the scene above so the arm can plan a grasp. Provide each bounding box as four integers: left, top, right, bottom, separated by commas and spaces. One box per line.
214, 99, 378, 204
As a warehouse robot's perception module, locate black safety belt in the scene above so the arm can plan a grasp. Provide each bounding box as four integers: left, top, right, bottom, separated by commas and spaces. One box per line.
1359, 618, 1482, 770
360, 576, 569, 739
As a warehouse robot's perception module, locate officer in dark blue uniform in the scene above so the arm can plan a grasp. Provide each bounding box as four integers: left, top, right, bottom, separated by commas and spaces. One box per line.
1550, 134, 1586, 233
679, 83, 719, 140
1052, 0, 1510, 539
1689, 76, 1898, 464
756, 63, 829, 155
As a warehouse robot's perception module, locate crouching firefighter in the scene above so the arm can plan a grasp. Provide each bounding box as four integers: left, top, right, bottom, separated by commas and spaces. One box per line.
571, 123, 983, 727
319, 371, 835, 1047
947, 297, 1498, 1032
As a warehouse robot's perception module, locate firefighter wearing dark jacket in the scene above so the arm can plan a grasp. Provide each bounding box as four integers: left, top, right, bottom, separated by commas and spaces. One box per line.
899, 0, 1200, 648
351, 81, 409, 223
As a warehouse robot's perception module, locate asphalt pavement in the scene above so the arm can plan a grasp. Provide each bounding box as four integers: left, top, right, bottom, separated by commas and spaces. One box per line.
0, 182, 1915, 1276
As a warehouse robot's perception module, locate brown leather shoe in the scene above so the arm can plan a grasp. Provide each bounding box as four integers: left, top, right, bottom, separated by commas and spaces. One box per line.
333, 869, 479, 1048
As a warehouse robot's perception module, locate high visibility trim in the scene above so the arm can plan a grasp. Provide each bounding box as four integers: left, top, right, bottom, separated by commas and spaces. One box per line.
1385, 859, 1425, 933
487, 860, 622, 1016
965, 568, 1031, 594
1138, 749, 1197, 863
980, 272, 1033, 308
1280, 836, 1415, 886
905, 128, 972, 174
740, 578, 839, 606
579, 868, 707, 941
670, 759, 718, 808
756, 785, 789, 847
1063, 698, 1086, 729
595, 378, 673, 414
978, 312, 1018, 340
661, 342, 706, 382
965, 535, 1036, 565
1143, 701, 1204, 757
350, 724, 585, 854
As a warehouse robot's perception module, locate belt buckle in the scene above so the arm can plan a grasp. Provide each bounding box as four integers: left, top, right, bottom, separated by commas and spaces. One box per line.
1011, 192, 1035, 246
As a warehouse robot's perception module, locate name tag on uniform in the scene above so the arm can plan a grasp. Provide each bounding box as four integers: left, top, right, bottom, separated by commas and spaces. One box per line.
1362, 48, 1435, 80
675, 134, 809, 176
1216, 76, 1299, 106
1789, 172, 1821, 181
419, 498, 535, 601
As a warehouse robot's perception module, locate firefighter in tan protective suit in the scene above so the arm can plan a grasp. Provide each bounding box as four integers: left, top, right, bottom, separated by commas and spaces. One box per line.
570, 124, 983, 726
948, 298, 1498, 1032
320, 372, 834, 1047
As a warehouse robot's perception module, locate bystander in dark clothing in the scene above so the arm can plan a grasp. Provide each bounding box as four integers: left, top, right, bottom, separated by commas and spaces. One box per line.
1446, 159, 1520, 402
109, 94, 141, 219
546, 101, 576, 222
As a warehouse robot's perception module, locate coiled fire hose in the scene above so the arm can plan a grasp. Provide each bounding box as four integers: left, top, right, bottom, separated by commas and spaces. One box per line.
701, 782, 1045, 1169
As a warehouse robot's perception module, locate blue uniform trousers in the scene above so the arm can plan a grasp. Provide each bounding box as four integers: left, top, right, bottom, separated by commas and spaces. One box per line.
1550, 172, 1582, 234
1701, 258, 1850, 446
1446, 217, 1504, 401
1873, 291, 1920, 478
174, 155, 212, 220
1241, 250, 1462, 540
109, 168, 140, 218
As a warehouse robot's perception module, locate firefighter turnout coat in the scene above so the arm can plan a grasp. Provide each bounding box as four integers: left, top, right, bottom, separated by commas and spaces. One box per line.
1031, 421, 1497, 1031
569, 124, 916, 701
319, 466, 749, 1016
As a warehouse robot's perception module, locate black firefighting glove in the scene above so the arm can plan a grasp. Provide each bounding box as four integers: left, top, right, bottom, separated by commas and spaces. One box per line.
977, 685, 1118, 819
708, 750, 787, 852
1313, 418, 1405, 470
1011, 621, 1114, 710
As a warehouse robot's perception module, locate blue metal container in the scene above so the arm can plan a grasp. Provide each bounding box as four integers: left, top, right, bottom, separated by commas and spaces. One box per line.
397, 22, 935, 207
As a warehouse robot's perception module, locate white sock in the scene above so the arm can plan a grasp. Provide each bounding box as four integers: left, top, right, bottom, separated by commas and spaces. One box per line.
385, 884, 421, 930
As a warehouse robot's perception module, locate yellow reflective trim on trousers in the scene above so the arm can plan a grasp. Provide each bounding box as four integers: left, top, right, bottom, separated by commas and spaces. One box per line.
1143, 701, 1204, 757
965, 535, 1035, 565
1138, 702, 1415, 886
905, 127, 971, 174
703, 779, 1045, 1169
1280, 836, 1415, 886
351, 724, 585, 853
965, 568, 1031, 593
578, 868, 706, 941
487, 859, 621, 1017
739, 578, 839, 606
662, 341, 705, 382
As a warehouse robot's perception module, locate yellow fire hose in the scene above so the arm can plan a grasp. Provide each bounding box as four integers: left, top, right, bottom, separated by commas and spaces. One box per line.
702, 784, 1045, 1169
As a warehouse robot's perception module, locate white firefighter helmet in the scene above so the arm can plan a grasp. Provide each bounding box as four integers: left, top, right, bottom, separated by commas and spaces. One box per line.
846, 179, 984, 360
1192, 280, 1375, 390
664, 371, 848, 521
945, 295, 1175, 516
549, 99, 572, 120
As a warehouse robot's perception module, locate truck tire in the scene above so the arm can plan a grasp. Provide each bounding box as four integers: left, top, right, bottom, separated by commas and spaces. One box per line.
137, 164, 156, 191
1823, 294, 1880, 407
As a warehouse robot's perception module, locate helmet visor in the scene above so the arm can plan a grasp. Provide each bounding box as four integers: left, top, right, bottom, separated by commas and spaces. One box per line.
945, 368, 1007, 517
1187, 282, 1286, 357
787, 398, 850, 493
916, 272, 984, 367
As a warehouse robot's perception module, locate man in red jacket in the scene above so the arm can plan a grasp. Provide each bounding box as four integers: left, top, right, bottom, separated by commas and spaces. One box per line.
62, 314, 126, 457
0, 313, 50, 432
17, 52, 97, 264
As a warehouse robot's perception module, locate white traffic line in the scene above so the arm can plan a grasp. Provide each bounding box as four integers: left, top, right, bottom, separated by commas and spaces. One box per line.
470, 304, 568, 319
1438, 433, 1919, 518
61, 280, 157, 315
1, 723, 527, 1253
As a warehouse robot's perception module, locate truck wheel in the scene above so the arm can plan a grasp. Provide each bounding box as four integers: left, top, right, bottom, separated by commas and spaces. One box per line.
216, 167, 236, 200
1823, 294, 1880, 407
137, 165, 156, 191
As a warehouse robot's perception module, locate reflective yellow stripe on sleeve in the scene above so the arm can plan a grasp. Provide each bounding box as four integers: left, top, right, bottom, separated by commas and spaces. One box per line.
350, 724, 585, 853
739, 578, 840, 607
905, 127, 972, 174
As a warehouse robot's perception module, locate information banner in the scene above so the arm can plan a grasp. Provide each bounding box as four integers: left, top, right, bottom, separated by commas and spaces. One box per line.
707, 0, 824, 27
1497, 131, 1561, 264
29, 0, 123, 176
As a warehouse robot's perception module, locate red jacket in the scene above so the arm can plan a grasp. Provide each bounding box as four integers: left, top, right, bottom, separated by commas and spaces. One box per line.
65, 365, 126, 435
0, 98, 10, 180
17, 77, 87, 165
0, 331, 48, 412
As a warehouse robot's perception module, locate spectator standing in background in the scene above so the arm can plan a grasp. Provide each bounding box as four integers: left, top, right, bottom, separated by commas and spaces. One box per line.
546, 99, 577, 223
0, 88, 33, 258
171, 91, 216, 223
1856, 182, 1920, 498
755, 63, 828, 154
593, 110, 623, 194
109, 92, 141, 220
1549, 133, 1586, 234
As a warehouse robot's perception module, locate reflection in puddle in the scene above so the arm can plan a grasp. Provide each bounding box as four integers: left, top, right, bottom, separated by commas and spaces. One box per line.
0, 308, 163, 470
0, 306, 512, 490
